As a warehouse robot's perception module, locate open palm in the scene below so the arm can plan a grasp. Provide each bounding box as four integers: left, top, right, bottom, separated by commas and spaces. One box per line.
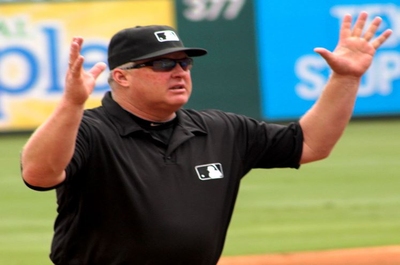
314, 12, 392, 78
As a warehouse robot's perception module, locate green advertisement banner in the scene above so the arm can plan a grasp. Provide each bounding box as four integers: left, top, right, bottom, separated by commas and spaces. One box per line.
175, 0, 261, 119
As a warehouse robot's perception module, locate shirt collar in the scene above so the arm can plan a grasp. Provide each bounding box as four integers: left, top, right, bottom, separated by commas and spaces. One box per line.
101, 91, 207, 136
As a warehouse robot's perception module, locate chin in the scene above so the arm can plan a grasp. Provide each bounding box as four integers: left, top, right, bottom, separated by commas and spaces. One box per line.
169, 96, 189, 106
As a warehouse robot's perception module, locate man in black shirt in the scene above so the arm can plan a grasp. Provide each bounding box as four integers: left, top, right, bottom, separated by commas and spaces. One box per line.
21, 12, 391, 265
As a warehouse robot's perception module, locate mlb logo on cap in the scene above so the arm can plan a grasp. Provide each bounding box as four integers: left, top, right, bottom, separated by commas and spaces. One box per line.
107, 25, 207, 70
154, 30, 180, 42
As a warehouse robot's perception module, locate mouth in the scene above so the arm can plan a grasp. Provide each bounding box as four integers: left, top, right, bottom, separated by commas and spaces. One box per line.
170, 85, 186, 90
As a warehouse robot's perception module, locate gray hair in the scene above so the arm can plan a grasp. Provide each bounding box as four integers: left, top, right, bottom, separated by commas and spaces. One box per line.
107, 62, 136, 85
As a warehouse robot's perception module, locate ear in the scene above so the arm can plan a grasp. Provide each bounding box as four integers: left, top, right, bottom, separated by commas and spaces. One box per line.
112, 69, 130, 87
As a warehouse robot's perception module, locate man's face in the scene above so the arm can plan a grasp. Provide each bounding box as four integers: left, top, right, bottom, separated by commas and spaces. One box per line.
121, 51, 193, 115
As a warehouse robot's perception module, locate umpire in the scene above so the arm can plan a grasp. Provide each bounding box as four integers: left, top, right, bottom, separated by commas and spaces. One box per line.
21, 12, 391, 265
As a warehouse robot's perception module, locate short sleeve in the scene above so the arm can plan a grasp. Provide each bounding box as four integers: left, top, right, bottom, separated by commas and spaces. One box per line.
244, 121, 303, 170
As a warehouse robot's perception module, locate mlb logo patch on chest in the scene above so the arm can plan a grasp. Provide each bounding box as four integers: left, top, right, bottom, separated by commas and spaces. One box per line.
195, 163, 224, 181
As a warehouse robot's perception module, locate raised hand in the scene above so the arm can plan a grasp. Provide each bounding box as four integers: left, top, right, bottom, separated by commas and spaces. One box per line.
314, 11, 392, 78
64, 37, 107, 106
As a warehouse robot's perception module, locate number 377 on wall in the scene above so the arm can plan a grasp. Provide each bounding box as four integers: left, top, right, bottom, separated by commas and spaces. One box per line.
182, 0, 246, 21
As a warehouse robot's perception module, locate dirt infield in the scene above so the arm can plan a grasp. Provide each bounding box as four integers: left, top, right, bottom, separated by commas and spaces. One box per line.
218, 246, 400, 265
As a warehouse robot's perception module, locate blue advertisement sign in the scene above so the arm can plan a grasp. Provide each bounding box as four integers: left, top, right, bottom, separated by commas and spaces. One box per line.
255, 1, 400, 121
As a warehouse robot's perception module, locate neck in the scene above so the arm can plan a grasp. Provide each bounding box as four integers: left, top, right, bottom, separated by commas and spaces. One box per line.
111, 91, 178, 122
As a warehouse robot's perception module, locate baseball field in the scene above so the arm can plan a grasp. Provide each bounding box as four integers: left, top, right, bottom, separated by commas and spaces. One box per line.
1, 118, 399, 264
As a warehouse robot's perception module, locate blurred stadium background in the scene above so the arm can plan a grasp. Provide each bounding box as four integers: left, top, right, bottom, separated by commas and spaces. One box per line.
0, 0, 399, 264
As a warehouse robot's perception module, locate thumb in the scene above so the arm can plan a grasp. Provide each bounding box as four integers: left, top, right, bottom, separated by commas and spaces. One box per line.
89, 62, 107, 79
314, 47, 332, 62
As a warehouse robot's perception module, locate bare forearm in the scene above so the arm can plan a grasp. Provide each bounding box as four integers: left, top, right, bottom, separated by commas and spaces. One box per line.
299, 73, 360, 163
298, 12, 392, 164
21, 100, 84, 187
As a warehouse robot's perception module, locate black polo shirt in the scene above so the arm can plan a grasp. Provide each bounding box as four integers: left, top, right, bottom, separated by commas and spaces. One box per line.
47, 92, 303, 265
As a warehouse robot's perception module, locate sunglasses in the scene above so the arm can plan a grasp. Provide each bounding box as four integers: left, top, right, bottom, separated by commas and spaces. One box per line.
121, 58, 193, 72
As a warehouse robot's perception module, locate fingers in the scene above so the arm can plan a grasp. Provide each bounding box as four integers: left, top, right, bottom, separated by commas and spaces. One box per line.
90, 62, 107, 79
68, 37, 84, 76
371, 28, 393, 49
362, 16, 381, 41
355, 13, 392, 49
69, 37, 82, 66
351, 11, 368, 38
67, 37, 107, 81
339, 14, 353, 40
342, 11, 392, 49
69, 56, 84, 77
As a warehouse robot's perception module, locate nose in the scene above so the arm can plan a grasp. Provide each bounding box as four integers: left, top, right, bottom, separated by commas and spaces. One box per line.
174, 62, 187, 71
171, 63, 189, 74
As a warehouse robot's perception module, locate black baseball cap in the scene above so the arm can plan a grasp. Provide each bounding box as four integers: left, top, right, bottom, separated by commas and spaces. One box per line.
107, 25, 208, 70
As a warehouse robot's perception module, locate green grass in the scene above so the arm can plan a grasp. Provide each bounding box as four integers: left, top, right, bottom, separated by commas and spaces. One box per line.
1, 119, 400, 264
222, 119, 400, 256
0, 134, 55, 265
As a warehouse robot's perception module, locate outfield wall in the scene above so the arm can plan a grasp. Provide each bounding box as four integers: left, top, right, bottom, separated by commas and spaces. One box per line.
0, 0, 399, 132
